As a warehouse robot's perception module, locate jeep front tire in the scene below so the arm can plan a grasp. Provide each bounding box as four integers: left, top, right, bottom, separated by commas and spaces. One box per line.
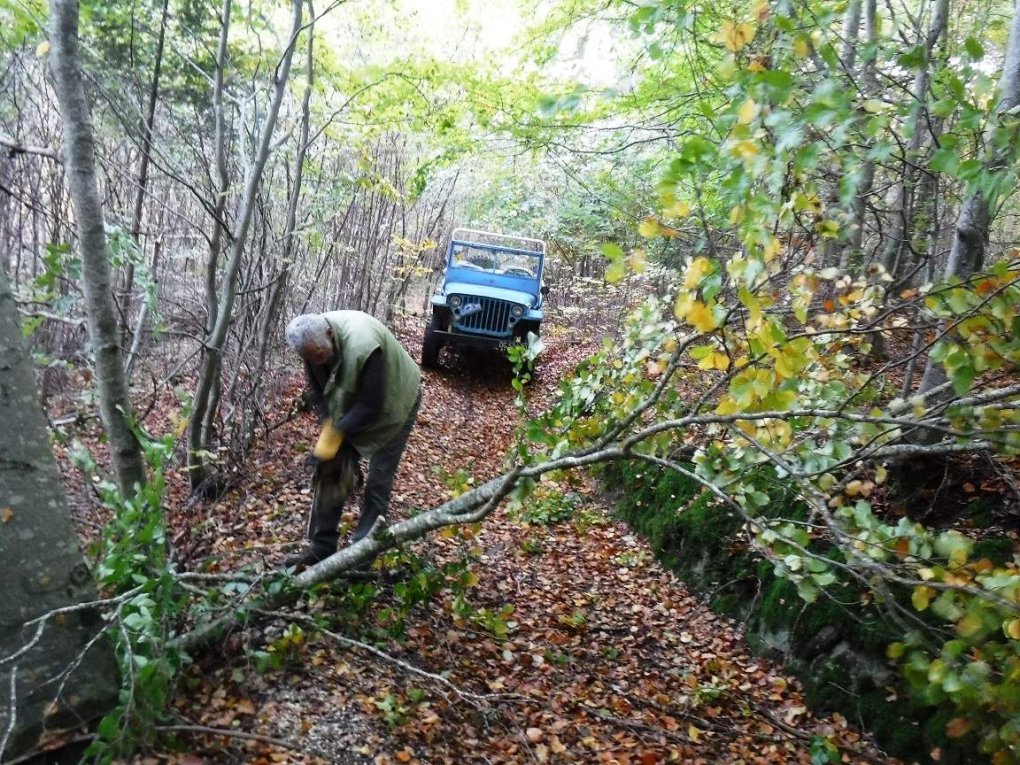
422, 313, 443, 369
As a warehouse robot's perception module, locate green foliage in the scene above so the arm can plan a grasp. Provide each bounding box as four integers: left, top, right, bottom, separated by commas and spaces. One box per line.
810, 736, 841, 765
0, 0, 46, 46
72, 434, 185, 762
373, 687, 428, 728
431, 463, 476, 496
17, 243, 80, 335
508, 486, 577, 525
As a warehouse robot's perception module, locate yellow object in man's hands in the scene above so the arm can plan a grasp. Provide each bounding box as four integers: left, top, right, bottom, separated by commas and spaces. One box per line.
313, 421, 344, 460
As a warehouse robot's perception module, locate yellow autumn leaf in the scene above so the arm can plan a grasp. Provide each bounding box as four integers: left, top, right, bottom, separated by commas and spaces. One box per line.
760, 418, 792, 446
605, 258, 627, 284
638, 217, 661, 238
664, 199, 691, 218
730, 139, 759, 160
773, 347, 807, 378
673, 292, 694, 321
912, 586, 935, 611
36, 40, 50, 57
1005, 619, 1020, 640
719, 21, 756, 52
957, 612, 984, 638
683, 257, 714, 290
737, 98, 759, 124
739, 287, 762, 323
729, 205, 745, 225
688, 724, 701, 742
629, 248, 647, 273
715, 395, 741, 416
697, 351, 730, 371
945, 717, 973, 738
762, 237, 782, 262
793, 36, 810, 58
684, 300, 721, 333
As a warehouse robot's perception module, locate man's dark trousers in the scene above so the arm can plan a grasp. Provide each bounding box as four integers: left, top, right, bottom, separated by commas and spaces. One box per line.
307, 392, 421, 557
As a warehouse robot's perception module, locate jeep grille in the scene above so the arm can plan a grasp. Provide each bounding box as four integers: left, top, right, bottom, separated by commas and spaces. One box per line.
451, 295, 517, 337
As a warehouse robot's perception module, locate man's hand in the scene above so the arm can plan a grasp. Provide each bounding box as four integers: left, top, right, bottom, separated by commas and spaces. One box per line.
313, 421, 344, 461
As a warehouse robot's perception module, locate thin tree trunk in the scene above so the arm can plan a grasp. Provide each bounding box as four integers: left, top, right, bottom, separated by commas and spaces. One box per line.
879, 0, 949, 280
188, 0, 304, 491
250, 5, 315, 399
122, 0, 171, 342
841, 0, 878, 269
123, 235, 162, 379
839, 0, 863, 72
49, 0, 146, 496
918, 0, 1020, 398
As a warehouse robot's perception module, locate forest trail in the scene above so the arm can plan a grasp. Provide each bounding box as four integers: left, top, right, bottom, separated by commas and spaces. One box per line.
74, 320, 896, 765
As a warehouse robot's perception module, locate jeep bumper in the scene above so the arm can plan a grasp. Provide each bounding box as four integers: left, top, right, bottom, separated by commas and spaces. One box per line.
429, 329, 514, 349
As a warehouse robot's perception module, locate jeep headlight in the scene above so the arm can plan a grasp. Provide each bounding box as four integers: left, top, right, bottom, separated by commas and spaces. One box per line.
449, 295, 462, 308
510, 304, 524, 318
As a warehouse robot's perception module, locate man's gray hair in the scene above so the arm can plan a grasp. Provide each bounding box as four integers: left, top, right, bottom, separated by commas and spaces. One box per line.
286, 313, 331, 352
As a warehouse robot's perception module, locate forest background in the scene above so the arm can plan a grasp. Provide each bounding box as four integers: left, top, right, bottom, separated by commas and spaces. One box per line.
3, 0, 1020, 762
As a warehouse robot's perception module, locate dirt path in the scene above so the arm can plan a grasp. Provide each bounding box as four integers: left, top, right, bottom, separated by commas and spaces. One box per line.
72, 321, 896, 764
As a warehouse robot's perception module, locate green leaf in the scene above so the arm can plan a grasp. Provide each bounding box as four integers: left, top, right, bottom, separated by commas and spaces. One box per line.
951, 364, 977, 395
601, 243, 624, 260
796, 579, 819, 603
897, 45, 926, 69
931, 99, 956, 118
929, 147, 959, 174
605, 258, 627, 284
964, 36, 985, 60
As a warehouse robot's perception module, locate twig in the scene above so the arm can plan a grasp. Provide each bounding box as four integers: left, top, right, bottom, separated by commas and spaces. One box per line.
0, 586, 144, 667
157, 723, 331, 760
0, 667, 17, 762
259, 610, 526, 706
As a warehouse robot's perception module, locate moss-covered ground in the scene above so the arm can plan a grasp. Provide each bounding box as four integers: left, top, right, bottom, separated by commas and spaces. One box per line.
602, 461, 999, 765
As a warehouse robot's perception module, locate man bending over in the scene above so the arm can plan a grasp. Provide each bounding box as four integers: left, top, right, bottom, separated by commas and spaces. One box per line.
283, 311, 422, 570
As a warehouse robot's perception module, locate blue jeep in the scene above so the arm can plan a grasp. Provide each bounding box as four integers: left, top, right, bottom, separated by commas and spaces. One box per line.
423, 228, 548, 368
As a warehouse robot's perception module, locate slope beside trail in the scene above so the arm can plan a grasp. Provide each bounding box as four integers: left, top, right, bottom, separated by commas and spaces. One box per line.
61, 320, 898, 765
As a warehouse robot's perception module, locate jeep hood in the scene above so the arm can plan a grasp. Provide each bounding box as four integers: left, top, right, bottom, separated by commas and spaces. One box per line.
443, 282, 537, 306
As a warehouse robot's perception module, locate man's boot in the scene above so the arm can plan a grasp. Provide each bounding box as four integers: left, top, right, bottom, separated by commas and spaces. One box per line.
281, 546, 332, 572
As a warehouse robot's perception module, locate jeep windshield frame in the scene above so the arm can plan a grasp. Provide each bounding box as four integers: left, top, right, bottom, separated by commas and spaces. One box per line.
445, 238, 545, 302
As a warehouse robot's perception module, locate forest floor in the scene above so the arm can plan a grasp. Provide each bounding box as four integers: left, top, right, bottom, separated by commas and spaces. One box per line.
52, 314, 901, 765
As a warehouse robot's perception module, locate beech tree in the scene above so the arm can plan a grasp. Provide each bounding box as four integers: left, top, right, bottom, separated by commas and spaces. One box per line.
0, 266, 117, 762
47, 0, 146, 497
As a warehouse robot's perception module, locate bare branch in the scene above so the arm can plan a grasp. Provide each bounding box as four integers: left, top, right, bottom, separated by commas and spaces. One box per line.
0, 133, 61, 162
